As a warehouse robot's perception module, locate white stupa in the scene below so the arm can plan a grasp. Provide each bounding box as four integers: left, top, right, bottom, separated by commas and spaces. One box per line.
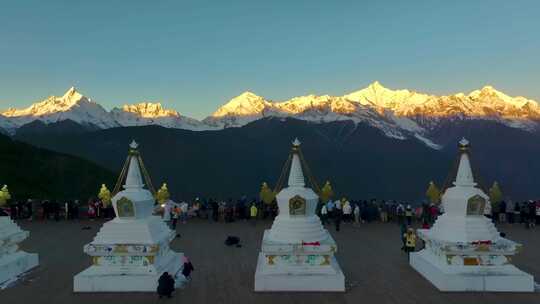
254, 138, 345, 292
0, 216, 38, 288
410, 138, 535, 292
73, 140, 184, 292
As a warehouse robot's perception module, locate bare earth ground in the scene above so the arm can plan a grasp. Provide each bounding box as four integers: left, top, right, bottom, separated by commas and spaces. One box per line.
1, 219, 539, 304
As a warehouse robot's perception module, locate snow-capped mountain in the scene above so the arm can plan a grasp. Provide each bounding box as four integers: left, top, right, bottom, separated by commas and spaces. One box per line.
343, 82, 540, 131
205, 82, 540, 148
111, 102, 215, 131
1, 83, 539, 150
204, 92, 423, 140
1, 87, 119, 131
0, 87, 210, 134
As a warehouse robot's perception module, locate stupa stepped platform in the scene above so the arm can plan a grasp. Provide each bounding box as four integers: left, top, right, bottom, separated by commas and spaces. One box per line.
268, 216, 328, 243
73, 251, 184, 292
410, 138, 535, 292
261, 230, 336, 255
411, 250, 534, 292
0, 217, 39, 287
254, 252, 345, 292
421, 216, 500, 243
88, 217, 174, 245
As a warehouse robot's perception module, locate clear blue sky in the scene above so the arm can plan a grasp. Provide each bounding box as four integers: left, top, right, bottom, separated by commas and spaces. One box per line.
1, 0, 539, 119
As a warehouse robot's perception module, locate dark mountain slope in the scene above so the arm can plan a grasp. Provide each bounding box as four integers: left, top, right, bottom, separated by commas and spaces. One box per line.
0, 134, 115, 201
14, 118, 452, 201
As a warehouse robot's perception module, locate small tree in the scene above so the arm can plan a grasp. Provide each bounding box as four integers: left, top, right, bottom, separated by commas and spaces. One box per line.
0, 185, 11, 207
489, 181, 503, 209
259, 182, 275, 205
319, 181, 334, 203
156, 183, 170, 204
425, 181, 441, 205
98, 184, 112, 207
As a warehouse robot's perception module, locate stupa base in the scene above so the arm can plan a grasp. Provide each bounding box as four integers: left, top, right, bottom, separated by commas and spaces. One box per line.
73, 252, 184, 292
254, 253, 345, 292
410, 250, 535, 292
0, 251, 39, 287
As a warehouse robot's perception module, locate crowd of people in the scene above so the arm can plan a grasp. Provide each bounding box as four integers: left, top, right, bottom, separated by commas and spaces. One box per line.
4, 196, 539, 231
3, 198, 114, 221
1, 195, 539, 298
159, 196, 278, 229
154, 197, 540, 247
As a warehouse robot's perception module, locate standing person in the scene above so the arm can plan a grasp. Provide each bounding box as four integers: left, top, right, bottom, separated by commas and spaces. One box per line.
528, 201, 536, 229
207, 199, 214, 222
400, 223, 407, 251
64, 201, 69, 220
380, 201, 389, 223
73, 200, 80, 219
511, 201, 519, 224
334, 208, 342, 232
405, 205, 413, 226
163, 202, 172, 228
334, 198, 342, 214
250, 203, 258, 226
180, 201, 188, 224
430, 204, 439, 224
404, 228, 417, 260
53, 200, 60, 221
171, 206, 180, 230
396, 203, 405, 225
27, 199, 33, 221
520, 202, 527, 225
342, 199, 352, 223
536, 200, 540, 225
88, 201, 96, 220
326, 200, 335, 219
320, 204, 328, 225
156, 272, 175, 299
499, 200, 507, 223
353, 203, 360, 226
211, 200, 219, 222
181, 256, 195, 282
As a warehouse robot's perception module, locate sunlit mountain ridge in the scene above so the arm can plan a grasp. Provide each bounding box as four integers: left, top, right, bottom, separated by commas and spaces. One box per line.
1, 83, 539, 149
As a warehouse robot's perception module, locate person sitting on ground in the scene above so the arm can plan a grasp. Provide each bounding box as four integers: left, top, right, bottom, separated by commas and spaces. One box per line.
157, 271, 175, 299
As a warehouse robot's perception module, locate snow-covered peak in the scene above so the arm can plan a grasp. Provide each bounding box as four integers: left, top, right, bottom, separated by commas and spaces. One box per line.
63, 86, 83, 100
121, 102, 180, 118
2, 87, 91, 117
342, 83, 540, 121
468, 85, 534, 108
0, 87, 118, 130
112, 102, 215, 131
210, 91, 269, 118
344, 82, 431, 110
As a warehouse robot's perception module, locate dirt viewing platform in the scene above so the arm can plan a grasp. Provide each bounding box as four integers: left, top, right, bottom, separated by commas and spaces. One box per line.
1, 219, 539, 304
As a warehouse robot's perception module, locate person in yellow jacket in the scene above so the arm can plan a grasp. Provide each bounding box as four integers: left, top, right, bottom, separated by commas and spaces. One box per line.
250, 204, 258, 226
403, 228, 417, 260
